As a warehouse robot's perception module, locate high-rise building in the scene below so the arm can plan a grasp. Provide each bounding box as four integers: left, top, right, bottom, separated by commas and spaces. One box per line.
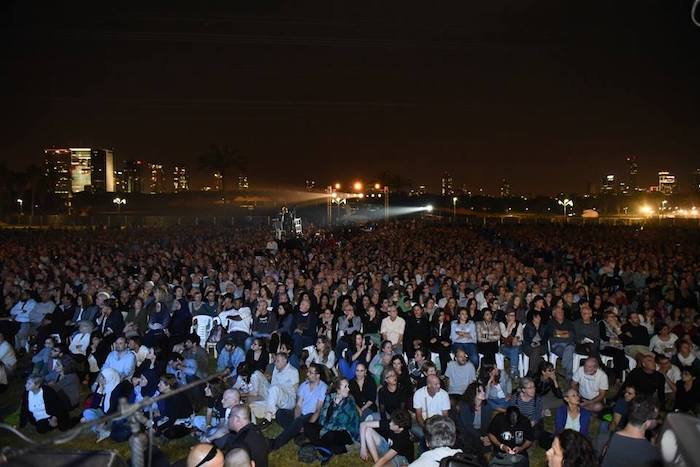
499, 178, 511, 198
441, 172, 454, 196
658, 171, 676, 195
173, 166, 190, 193
601, 174, 616, 194
627, 156, 639, 192
90, 149, 114, 192
693, 169, 700, 193
44, 148, 72, 197
149, 164, 167, 194
70, 148, 92, 193
238, 174, 249, 191
122, 160, 149, 194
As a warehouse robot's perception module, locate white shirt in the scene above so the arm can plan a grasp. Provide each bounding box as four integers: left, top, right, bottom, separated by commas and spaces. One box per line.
409, 447, 462, 467
572, 367, 609, 400
381, 316, 406, 346
305, 348, 337, 370
271, 363, 299, 398
10, 299, 36, 323
28, 389, 49, 421
658, 364, 681, 394
649, 334, 678, 358
0, 341, 17, 368
564, 412, 581, 431
413, 386, 450, 418
69, 333, 91, 356
218, 307, 252, 334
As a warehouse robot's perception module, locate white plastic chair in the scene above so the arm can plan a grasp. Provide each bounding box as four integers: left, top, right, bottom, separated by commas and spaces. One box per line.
573, 353, 588, 371
478, 353, 505, 371
190, 316, 219, 357
518, 354, 529, 378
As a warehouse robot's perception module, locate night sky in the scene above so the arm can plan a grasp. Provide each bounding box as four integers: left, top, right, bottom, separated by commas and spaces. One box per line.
2, 0, 699, 195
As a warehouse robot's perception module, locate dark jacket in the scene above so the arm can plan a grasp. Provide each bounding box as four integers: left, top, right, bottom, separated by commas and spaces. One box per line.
454, 400, 494, 454
403, 315, 430, 350
554, 405, 591, 437
220, 423, 269, 467
89, 380, 134, 415
20, 385, 70, 429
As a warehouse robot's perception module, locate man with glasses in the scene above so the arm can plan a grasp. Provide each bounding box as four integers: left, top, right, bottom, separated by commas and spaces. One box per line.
268, 363, 327, 450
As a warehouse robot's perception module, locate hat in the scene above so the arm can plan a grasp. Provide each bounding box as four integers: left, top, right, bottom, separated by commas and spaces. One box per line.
97, 291, 111, 300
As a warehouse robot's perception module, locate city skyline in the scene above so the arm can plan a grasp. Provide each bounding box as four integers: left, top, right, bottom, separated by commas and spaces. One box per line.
3, 1, 700, 195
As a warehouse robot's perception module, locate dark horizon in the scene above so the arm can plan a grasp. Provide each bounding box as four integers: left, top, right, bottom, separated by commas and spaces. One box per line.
2, 0, 699, 195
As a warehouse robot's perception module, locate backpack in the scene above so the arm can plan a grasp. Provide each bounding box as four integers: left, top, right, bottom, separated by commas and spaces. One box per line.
439, 451, 486, 467
297, 443, 334, 464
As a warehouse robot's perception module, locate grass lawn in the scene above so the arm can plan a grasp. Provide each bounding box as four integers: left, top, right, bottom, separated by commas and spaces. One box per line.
1, 354, 600, 466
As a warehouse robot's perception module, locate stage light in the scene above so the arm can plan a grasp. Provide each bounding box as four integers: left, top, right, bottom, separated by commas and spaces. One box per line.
426, 205, 434, 212
353, 181, 363, 191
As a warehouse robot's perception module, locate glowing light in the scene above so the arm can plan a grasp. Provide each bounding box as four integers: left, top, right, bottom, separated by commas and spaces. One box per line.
377, 194, 382, 198
331, 192, 337, 199
353, 181, 363, 191
358, 193, 364, 199
374, 183, 381, 190
639, 205, 654, 215
334, 183, 341, 190
426, 205, 434, 212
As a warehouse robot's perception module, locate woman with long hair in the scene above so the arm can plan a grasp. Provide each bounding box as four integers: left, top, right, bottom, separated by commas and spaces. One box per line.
546, 429, 598, 467
306, 335, 336, 372
456, 381, 493, 457
349, 362, 377, 420
430, 308, 453, 372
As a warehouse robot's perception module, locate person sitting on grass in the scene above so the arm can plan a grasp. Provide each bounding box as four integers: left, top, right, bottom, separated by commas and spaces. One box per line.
408, 415, 462, 467
19, 374, 70, 434
360, 408, 414, 466
554, 388, 592, 438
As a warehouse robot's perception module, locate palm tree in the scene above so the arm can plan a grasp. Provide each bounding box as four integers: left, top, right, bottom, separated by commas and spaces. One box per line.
198, 144, 247, 200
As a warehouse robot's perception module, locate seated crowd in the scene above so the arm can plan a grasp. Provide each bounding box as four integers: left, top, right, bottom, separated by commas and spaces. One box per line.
1, 223, 699, 467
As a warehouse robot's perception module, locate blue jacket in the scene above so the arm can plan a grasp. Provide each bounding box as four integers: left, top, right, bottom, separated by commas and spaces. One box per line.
554, 405, 591, 437
217, 346, 246, 377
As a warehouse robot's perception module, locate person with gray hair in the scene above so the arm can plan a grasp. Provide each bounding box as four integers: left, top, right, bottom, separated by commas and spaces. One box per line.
408, 415, 462, 466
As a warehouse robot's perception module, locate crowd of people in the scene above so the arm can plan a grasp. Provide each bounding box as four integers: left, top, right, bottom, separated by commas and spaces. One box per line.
1, 222, 699, 467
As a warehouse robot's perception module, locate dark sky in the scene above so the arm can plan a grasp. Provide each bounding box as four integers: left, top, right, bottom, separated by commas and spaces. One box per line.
2, 0, 699, 195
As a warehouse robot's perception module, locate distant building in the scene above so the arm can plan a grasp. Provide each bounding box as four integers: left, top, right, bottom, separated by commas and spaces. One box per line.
90, 149, 114, 193
441, 172, 454, 196
70, 148, 92, 193
658, 171, 677, 195
173, 166, 190, 192
122, 160, 149, 194
601, 174, 616, 194
499, 178, 511, 198
44, 148, 72, 197
238, 174, 249, 191
149, 164, 167, 194
693, 169, 700, 193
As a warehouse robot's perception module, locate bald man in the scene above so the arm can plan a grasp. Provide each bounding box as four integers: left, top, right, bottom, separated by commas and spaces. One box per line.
219, 405, 269, 467
224, 448, 254, 467
197, 389, 240, 443
186, 444, 224, 467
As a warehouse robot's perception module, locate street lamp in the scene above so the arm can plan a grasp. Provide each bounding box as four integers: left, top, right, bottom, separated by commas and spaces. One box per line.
353, 181, 363, 192
334, 182, 341, 190
558, 198, 573, 216
17, 198, 23, 215
113, 197, 127, 213
452, 196, 458, 221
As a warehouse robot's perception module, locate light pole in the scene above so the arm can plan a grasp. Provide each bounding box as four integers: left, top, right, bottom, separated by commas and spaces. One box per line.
384, 185, 389, 224
558, 198, 573, 217
113, 197, 127, 213
452, 196, 458, 222
17, 198, 23, 216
